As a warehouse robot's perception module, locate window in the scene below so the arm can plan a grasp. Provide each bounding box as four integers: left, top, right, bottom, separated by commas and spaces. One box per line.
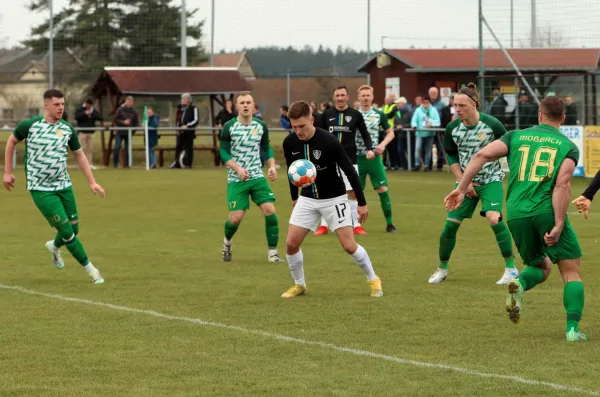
1, 108, 14, 120
26, 108, 40, 117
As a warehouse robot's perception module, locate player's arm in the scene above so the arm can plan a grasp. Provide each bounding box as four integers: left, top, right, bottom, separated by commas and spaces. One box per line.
260, 121, 277, 180
551, 159, 576, 230
581, 170, 600, 201
282, 138, 299, 203
444, 121, 461, 179
334, 139, 367, 207
456, 140, 509, 193
377, 110, 394, 151
3, 120, 30, 191
356, 112, 374, 152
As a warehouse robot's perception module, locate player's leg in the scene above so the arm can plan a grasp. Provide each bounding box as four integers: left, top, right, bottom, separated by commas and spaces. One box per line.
369, 156, 395, 232
251, 178, 283, 262
282, 197, 319, 297
477, 182, 518, 284
429, 194, 477, 284
323, 197, 382, 297
550, 218, 586, 341
342, 164, 365, 235
223, 182, 251, 261
505, 216, 552, 323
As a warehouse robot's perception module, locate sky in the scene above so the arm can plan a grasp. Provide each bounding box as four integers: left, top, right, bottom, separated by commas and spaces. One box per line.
1, 0, 599, 53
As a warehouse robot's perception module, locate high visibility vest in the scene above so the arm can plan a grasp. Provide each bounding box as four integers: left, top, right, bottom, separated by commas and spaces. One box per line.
383, 103, 397, 128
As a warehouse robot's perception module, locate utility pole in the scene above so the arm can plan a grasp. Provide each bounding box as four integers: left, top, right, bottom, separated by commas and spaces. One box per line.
366, 0, 371, 85
180, 0, 187, 66
478, 0, 485, 109
49, 0, 54, 88
210, 0, 215, 67
531, 0, 537, 47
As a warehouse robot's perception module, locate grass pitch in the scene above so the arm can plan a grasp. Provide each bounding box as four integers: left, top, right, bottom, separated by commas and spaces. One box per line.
1, 168, 599, 396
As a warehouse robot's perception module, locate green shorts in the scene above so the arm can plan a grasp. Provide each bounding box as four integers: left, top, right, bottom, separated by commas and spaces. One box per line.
508, 213, 582, 265
227, 177, 275, 212
357, 155, 388, 190
30, 186, 79, 227
447, 181, 504, 221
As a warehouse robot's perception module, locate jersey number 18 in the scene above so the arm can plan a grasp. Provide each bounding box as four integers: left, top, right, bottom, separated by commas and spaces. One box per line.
517, 145, 558, 182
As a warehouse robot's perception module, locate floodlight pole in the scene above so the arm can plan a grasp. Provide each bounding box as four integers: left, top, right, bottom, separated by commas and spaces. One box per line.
181, 0, 187, 66
210, 0, 215, 67
366, 0, 371, 85
478, 0, 484, 109
49, 0, 54, 88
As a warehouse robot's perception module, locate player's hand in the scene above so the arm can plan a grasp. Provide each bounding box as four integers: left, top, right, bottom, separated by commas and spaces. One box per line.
466, 183, 478, 199
444, 189, 465, 211
3, 173, 15, 191
374, 144, 386, 156
357, 205, 368, 224
366, 150, 375, 160
236, 167, 250, 181
90, 183, 105, 198
572, 196, 591, 219
544, 225, 564, 247
267, 166, 277, 181
292, 200, 297, 207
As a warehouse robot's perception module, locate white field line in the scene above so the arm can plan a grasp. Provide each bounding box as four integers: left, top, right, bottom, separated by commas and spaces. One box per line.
1, 284, 597, 396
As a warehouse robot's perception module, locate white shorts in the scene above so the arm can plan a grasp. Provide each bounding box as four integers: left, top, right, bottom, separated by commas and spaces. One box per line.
289, 195, 353, 232
339, 164, 359, 191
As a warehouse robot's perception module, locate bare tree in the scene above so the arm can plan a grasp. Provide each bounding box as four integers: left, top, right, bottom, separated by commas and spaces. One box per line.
520, 24, 570, 48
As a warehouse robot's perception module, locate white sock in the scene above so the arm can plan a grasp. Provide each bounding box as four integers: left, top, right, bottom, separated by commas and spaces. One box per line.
351, 245, 377, 281
268, 248, 277, 256
224, 237, 232, 245
83, 263, 96, 275
350, 200, 360, 227
320, 217, 328, 228
285, 249, 305, 287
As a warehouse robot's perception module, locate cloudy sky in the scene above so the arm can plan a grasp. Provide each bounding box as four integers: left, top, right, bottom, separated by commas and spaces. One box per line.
1, 0, 598, 52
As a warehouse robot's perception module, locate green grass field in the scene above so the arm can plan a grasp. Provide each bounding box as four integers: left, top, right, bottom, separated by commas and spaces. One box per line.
1, 168, 599, 397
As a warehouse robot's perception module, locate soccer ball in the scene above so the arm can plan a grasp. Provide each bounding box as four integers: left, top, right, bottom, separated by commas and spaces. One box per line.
288, 159, 317, 188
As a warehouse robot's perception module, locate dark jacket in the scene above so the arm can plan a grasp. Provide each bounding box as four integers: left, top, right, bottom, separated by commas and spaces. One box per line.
441, 105, 455, 128
114, 105, 140, 136
147, 114, 160, 147
565, 104, 578, 125
312, 111, 322, 128
489, 95, 508, 125
177, 104, 199, 131
393, 107, 414, 137
75, 105, 102, 131
216, 109, 235, 126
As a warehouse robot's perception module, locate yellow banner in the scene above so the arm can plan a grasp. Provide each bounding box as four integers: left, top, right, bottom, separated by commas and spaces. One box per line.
584, 126, 600, 177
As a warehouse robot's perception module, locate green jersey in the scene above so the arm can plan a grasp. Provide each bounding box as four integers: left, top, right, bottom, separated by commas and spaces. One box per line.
219, 117, 273, 183
445, 113, 506, 184
500, 124, 579, 221
13, 115, 81, 191
356, 107, 390, 155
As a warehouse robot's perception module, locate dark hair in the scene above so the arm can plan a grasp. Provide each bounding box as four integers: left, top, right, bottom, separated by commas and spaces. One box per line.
43, 89, 64, 100
281, 105, 289, 111
457, 82, 480, 107
539, 96, 564, 122
422, 95, 431, 102
85, 98, 93, 105
333, 85, 348, 95
320, 101, 331, 110
287, 101, 312, 120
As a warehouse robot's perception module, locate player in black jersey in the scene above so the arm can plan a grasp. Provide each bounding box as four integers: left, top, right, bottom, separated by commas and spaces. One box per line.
572, 170, 600, 218
280, 100, 383, 299
315, 86, 375, 236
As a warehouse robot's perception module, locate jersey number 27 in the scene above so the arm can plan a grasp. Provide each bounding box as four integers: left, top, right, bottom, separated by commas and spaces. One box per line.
517, 145, 557, 182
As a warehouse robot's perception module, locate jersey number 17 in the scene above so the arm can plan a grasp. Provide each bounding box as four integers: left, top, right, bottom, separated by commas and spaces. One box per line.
517, 145, 558, 182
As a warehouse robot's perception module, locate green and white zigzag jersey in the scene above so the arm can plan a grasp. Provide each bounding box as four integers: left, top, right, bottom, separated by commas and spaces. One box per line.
220, 117, 269, 183
444, 113, 507, 184
356, 107, 390, 155
13, 116, 81, 191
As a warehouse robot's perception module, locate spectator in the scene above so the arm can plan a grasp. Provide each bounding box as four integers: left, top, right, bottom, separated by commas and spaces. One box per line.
74, 98, 102, 170
170, 93, 199, 169
414, 96, 423, 109
564, 96, 578, 125
147, 107, 160, 169
311, 104, 322, 128
489, 89, 508, 126
394, 96, 415, 170
252, 103, 263, 120
411, 95, 440, 172
216, 100, 236, 127
428, 87, 445, 172
320, 101, 331, 113
113, 95, 139, 168
280, 105, 292, 132
441, 93, 456, 128
516, 91, 537, 129
383, 93, 398, 170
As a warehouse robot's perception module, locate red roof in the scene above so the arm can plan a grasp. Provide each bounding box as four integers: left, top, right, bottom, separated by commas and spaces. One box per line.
360, 48, 600, 72
91, 67, 252, 96
199, 52, 245, 68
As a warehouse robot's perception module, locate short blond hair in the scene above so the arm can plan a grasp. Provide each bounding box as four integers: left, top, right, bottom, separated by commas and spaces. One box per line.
358, 85, 374, 93
235, 91, 253, 102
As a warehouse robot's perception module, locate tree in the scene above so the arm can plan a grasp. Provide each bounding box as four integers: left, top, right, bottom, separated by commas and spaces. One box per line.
520, 24, 570, 48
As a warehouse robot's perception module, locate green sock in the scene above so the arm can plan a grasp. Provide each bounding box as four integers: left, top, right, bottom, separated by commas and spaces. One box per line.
517, 266, 545, 291
491, 222, 515, 269
564, 281, 584, 333
224, 220, 239, 242
65, 237, 90, 266
54, 222, 79, 249
439, 220, 460, 270
265, 214, 279, 249
378, 191, 393, 225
